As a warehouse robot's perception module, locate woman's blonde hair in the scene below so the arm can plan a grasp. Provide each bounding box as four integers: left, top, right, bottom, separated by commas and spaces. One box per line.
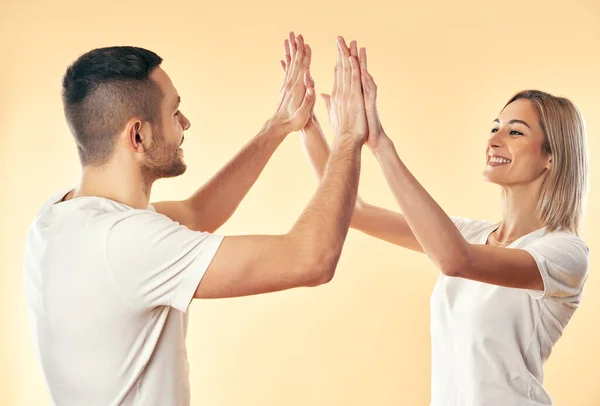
504, 90, 589, 236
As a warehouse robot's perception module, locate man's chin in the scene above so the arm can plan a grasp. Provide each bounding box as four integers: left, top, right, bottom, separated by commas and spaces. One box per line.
147, 161, 187, 180
168, 161, 187, 178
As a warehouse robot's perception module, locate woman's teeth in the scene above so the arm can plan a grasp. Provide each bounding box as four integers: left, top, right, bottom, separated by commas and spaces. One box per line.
489, 157, 512, 164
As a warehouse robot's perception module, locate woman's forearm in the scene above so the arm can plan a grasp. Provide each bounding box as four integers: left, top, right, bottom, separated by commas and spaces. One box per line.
373, 136, 471, 273
300, 116, 330, 182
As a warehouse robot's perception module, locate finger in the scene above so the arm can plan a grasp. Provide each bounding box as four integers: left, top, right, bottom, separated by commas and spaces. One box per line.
362, 68, 376, 93
284, 39, 291, 66
338, 36, 351, 58
299, 34, 309, 67
295, 85, 316, 122
359, 47, 368, 70
350, 40, 359, 59
304, 70, 315, 90
302, 43, 312, 69
289, 32, 297, 59
304, 70, 315, 111
337, 37, 351, 98
333, 40, 342, 98
349, 55, 363, 99
289, 35, 305, 81
361, 68, 378, 113
280, 60, 286, 72
282, 39, 292, 83
350, 42, 360, 93
360, 67, 369, 94
295, 35, 305, 64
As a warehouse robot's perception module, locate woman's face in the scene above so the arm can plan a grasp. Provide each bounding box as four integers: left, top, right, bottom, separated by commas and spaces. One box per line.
483, 98, 552, 187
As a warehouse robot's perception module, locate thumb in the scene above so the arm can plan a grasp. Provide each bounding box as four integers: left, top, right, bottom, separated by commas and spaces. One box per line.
320, 93, 331, 115
296, 85, 316, 121
304, 69, 314, 88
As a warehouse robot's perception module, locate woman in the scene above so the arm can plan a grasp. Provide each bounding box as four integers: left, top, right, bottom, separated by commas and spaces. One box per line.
287, 36, 590, 405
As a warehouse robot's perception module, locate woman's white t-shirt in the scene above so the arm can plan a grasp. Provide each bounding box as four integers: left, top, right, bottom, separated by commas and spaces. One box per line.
430, 217, 590, 406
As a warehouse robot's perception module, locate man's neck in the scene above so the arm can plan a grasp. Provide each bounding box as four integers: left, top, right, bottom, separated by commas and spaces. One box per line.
70, 162, 152, 209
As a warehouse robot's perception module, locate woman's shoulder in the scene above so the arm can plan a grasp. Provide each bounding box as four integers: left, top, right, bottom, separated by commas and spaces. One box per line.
449, 216, 497, 242
450, 216, 496, 233
532, 229, 589, 256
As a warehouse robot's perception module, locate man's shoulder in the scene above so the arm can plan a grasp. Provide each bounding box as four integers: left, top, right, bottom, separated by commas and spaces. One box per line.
34, 187, 73, 214
30, 189, 164, 235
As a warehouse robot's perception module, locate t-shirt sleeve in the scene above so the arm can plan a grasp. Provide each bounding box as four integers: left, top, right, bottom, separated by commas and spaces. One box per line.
425, 216, 475, 261
105, 210, 224, 312
522, 232, 590, 300
450, 216, 471, 234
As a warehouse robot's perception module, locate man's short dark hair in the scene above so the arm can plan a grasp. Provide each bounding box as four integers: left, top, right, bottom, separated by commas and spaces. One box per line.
62, 46, 163, 166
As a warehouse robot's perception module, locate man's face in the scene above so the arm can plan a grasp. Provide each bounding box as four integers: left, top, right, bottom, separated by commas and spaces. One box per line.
142, 66, 191, 180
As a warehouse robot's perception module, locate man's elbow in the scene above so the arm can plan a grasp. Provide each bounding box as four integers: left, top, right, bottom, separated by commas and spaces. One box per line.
301, 252, 341, 287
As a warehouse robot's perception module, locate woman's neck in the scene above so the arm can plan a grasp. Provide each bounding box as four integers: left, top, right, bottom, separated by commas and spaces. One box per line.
496, 183, 546, 241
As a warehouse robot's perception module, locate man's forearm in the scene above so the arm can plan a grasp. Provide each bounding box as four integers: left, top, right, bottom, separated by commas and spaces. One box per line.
290, 135, 363, 271
186, 120, 288, 232
301, 116, 367, 228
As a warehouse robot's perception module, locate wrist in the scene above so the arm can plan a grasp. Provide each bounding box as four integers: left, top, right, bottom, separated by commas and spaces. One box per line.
335, 131, 366, 149
300, 115, 320, 136
305, 114, 319, 128
263, 118, 290, 140
300, 115, 320, 134
370, 133, 394, 157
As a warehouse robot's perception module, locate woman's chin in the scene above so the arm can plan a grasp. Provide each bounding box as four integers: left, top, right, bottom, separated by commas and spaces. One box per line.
482, 171, 504, 186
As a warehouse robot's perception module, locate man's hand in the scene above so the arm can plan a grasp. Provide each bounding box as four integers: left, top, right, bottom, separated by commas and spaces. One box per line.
153, 32, 316, 233
272, 32, 316, 133
321, 37, 368, 144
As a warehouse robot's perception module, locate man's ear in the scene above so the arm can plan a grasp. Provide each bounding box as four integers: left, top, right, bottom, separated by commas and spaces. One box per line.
125, 119, 150, 153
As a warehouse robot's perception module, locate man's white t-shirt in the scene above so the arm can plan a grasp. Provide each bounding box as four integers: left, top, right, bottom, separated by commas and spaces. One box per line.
24, 189, 224, 406
430, 217, 590, 406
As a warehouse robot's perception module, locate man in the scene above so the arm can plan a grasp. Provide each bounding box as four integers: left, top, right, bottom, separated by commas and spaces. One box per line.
24, 33, 368, 405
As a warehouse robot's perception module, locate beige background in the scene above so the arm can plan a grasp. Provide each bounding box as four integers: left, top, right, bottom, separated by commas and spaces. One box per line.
1, 0, 599, 404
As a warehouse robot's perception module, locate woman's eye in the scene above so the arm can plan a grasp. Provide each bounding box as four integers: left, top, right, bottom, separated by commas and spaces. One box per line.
510, 130, 523, 136
491, 128, 499, 133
